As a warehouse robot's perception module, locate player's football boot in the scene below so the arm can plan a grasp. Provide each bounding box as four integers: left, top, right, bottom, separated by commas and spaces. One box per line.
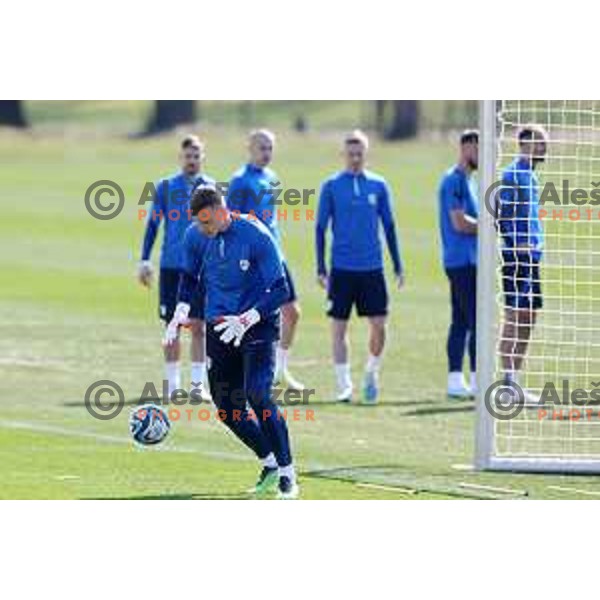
250, 466, 279, 496
277, 476, 300, 500
362, 371, 379, 404
447, 386, 473, 399
274, 369, 305, 391
522, 389, 541, 407
336, 384, 353, 403
494, 379, 540, 408
447, 372, 473, 400
191, 383, 213, 403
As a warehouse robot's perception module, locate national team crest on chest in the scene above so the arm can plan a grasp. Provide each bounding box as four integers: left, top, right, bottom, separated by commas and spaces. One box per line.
368, 193, 377, 206
239, 259, 250, 272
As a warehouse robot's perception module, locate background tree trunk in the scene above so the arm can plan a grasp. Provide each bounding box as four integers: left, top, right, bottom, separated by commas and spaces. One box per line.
0, 101, 27, 128
145, 101, 196, 134
375, 100, 419, 140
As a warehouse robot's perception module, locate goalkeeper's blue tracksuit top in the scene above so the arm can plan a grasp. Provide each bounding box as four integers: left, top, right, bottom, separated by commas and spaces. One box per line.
498, 157, 544, 261
438, 165, 479, 269
140, 171, 216, 270
227, 164, 281, 243
179, 216, 288, 324
315, 169, 403, 275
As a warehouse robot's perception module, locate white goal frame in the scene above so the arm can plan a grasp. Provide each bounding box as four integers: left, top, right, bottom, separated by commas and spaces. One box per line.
475, 100, 600, 474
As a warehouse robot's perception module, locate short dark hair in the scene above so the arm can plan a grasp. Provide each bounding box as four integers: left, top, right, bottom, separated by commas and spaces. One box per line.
460, 129, 479, 145
190, 185, 223, 217
181, 134, 202, 151
518, 125, 547, 143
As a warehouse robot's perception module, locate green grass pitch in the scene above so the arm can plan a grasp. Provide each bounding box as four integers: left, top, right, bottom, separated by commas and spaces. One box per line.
2, 114, 600, 499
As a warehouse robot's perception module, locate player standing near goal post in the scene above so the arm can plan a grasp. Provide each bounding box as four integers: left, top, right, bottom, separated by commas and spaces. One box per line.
165, 185, 299, 499
137, 135, 213, 401
438, 130, 479, 398
498, 125, 548, 404
226, 130, 304, 391
316, 130, 404, 403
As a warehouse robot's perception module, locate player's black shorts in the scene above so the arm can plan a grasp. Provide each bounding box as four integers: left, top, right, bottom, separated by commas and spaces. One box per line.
502, 252, 543, 310
327, 268, 388, 320
282, 261, 298, 303
159, 268, 205, 323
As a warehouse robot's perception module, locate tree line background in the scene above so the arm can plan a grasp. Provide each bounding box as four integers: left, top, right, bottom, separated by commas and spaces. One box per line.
0, 100, 478, 139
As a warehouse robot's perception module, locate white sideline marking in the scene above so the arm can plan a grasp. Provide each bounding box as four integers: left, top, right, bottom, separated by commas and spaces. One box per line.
0, 357, 74, 371
0, 419, 251, 463
547, 485, 600, 497
459, 482, 528, 496
356, 482, 417, 495
451, 463, 475, 472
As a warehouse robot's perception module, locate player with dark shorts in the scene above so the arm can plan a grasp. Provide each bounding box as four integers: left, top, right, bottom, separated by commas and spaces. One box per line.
165, 185, 298, 499
227, 129, 303, 391
137, 135, 215, 400
327, 269, 388, 321
498, 125, 547, 404
502, 251, 543, 311
316, 130, 404, 403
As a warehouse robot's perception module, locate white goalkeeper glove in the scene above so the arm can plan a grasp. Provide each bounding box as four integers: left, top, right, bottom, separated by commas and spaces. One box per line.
163, 302, 191, 347
137, 260, 155, 287
214, 309, 261, 347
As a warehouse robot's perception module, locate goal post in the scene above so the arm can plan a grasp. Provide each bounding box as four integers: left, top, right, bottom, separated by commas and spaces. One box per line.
476, 100, 600, 473
475, 100, 498, 470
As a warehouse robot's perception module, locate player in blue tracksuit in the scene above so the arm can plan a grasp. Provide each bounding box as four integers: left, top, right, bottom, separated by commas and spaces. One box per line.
165, 184, 298, 499
498, 125, 547, 399
316, 130, 404, 404
438, 130, 479, 399
138, 135, 215, 400
227, 129, 304, 391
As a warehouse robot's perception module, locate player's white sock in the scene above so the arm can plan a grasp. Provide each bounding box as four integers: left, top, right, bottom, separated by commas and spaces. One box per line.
276, 346, 289, 374
470, 372, 477, 394
261, 453, 278, 469
335, 363, 352, 389
279, 464, 296, 483
365, 353, 382, 374
448, 371, 469, 391
165, 362, 181, 399
191, 362, 206, 388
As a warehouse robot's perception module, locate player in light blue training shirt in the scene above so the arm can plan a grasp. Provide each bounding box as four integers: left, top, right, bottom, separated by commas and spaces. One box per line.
316, 130, 404, 404
138, 135, 214, 400
227, 129, 304, 392
498, 125, 547, 403
438, 130, 479, 399
166, 185, 298, 499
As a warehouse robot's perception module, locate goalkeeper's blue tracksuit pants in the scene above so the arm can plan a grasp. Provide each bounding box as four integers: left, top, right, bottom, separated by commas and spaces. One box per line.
445, 265, 477, 373
206, 321, 292, 468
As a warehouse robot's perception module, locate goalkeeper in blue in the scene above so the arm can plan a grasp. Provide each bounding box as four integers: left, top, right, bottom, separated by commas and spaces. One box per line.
138, 135, 214, 401
227, 129, 304, 391
165, 185, 298, 499
498, 125, 547, 405
316, 130, 404, 404
438, 130, 479, 399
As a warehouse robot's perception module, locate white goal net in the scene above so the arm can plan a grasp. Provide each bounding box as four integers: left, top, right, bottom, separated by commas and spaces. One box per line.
477, 100, 600, 472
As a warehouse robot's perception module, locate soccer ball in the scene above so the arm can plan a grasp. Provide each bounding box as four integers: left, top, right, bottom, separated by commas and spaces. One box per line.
129, 403, 171, 445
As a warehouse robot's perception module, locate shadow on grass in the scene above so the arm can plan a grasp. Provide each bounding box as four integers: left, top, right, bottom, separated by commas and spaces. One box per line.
401, 403, 475, 417
85, 491, 252, 500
